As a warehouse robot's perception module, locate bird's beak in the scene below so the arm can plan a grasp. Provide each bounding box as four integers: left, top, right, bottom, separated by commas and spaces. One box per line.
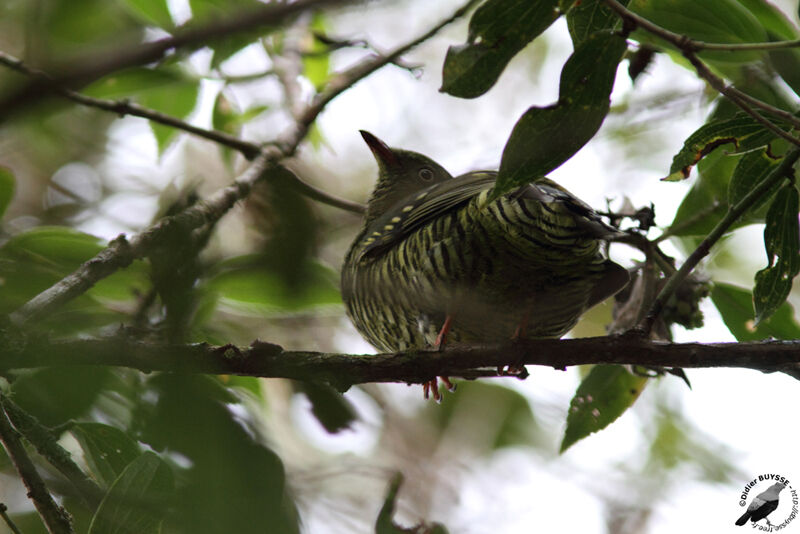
360, 130, 400, 169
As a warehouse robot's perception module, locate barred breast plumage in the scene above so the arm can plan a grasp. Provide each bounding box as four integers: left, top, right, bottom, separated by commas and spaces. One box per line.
341, 131, 629, 358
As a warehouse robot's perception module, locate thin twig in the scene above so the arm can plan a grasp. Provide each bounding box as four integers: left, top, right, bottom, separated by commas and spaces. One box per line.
2, 399, 103, 510
8, 0, 474, 326
604, 0, 800, 143
0, 396, 74, 534
0, 504, 23, 534
694, 39, 800, 52
641, 148, 800, 333
0, 51, 262, 158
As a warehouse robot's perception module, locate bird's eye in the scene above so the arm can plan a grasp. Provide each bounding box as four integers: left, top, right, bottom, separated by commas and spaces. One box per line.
418, 168, 434, 181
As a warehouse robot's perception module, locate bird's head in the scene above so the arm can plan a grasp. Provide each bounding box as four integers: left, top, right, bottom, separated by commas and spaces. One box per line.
359, 130, 453, 223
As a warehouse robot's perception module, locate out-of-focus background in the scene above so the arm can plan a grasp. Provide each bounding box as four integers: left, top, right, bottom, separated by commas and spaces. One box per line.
1, 1, 799, 533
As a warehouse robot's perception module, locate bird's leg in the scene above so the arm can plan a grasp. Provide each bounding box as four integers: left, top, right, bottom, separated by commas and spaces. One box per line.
433, 315, 453, 350
423, 316, 456, 401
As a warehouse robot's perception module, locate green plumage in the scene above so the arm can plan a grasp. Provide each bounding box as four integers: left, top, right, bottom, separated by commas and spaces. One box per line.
341, 131, 629, 353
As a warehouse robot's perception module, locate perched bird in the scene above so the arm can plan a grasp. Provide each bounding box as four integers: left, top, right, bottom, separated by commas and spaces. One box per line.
736, 482, 786, 526
341, 131, 629, 399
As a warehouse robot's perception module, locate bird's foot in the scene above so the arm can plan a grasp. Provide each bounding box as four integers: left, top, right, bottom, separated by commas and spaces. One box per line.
496, 364, 529, 379
423, 376, 456, 402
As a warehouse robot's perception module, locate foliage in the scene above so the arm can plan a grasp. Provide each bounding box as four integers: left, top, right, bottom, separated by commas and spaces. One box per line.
0, 0, 798, 533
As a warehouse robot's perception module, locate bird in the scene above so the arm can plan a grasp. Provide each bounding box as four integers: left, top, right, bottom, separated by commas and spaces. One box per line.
736, 482, 786, 526
341, 131, 630, 399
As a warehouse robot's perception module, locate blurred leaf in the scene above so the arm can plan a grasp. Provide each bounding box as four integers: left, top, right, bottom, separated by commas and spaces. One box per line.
11, 368, 112, 427
0, 166, 15, 218
664, 115, 775, 182
189, 0, 261, 68
440, 0, 561, 98
85, 67, 200, 154
88, 451, 174, 534
560, 365, 647, 452
42, 0, 143, 57
711, 282, 800, 340
754, 184, 800, 323
0, 227, 149, 319
134, 374, 298, 534
303, 14, 331, 90
736, 0, 798, 39
429, 381, 541, 451
566, 0, 629, 45
207, 256, 340, 317
629, 0, 767, 64
122, 0, 173, 29
495, 32, 625, 197
72, 423, 142, 487
295, 382, 357, 433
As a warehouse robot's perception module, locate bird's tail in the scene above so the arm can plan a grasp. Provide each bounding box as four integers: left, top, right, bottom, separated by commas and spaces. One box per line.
735, 511, 751, 526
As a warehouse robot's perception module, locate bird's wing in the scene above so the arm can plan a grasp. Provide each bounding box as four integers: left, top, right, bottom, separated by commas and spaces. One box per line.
357, 172, 496, 261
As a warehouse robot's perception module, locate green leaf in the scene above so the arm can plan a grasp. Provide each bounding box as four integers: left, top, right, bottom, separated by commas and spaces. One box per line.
11, 368, 112, 427
560, 365, 647, 452
728, 147, 780, 206
303, 14, 331, 90
85, 67, 200, 154
206, 258, 341, 317
754, 184, 800, 323
736, 0, 798, 40
440, 0, 561, 98
664, 115, 776, 181
711, 282, 800, 341
0, 227, 149, 319
426, 381, 541, 451
629, 0, 768, 64
71, 423, 142, 487
494, 31, 625, 197
566, 0, 630, 45
122, 0, 173, 29
88, 452, 174, 534
134, 374, 298, 534
295, 382, 357, 433
0, 166, 15, 218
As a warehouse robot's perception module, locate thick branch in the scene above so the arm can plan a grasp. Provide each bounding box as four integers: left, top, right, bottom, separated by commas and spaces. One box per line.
0, 396, 74, 534
1, 337, 799, 391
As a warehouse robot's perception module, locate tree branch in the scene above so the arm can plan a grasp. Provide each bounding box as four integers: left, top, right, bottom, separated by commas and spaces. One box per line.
0, 396, 74, 534
1, 336, 799, 390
